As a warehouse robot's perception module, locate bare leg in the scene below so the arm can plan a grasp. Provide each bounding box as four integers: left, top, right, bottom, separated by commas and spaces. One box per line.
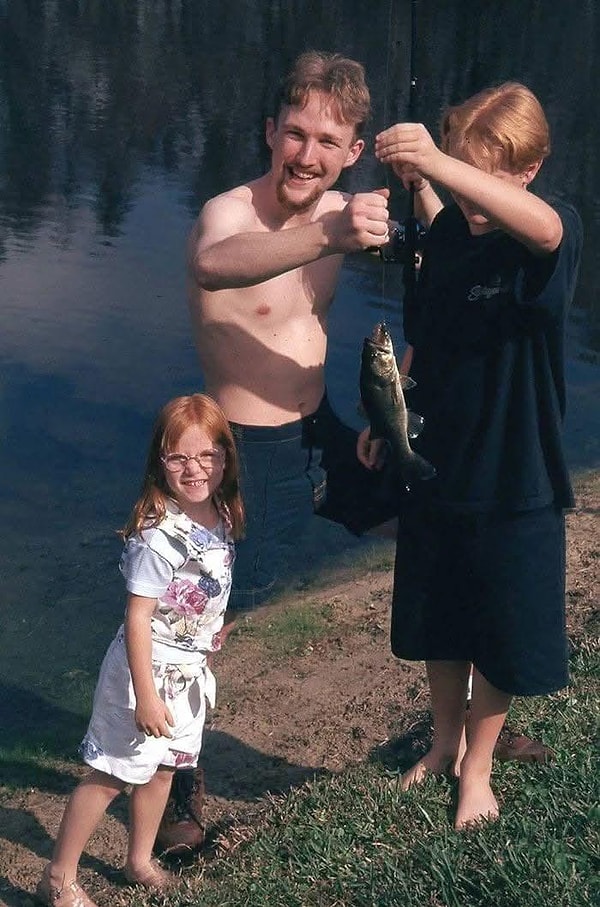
455, 668, 511, 829
402, 660, 471, 789
42, 770, 125, 887
124, 766, 175, 885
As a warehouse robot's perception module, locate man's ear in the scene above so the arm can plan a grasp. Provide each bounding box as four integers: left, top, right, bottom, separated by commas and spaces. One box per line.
342, 138, 365, 169
265, 117, 276, 150
521, 159, 543, 186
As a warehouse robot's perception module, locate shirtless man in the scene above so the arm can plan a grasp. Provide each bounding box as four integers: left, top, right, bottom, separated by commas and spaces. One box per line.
187, 51, 397, 608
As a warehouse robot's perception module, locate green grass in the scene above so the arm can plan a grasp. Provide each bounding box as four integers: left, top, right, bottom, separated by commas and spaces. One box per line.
152, 643, 599, 907
3, 476, 597, 906
232, 601, 337, 660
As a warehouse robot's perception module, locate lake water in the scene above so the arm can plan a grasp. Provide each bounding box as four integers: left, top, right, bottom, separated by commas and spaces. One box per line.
0, 0, 598, 724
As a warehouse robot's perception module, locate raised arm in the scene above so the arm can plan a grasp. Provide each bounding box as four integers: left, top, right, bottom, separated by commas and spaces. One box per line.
376, 123, 562, 255
188, 187, 390, 291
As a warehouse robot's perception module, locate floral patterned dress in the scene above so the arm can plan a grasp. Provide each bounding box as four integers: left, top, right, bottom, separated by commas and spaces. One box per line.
79, 500, 235, 784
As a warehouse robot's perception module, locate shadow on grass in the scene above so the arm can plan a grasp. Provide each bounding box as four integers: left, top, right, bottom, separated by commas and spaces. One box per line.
200, 727, 328, 803
162, 728, 332, 860
0, 681, 87, 765
0, 677, 133, 897
370, 710, 433, 775
1, 874, 40, 907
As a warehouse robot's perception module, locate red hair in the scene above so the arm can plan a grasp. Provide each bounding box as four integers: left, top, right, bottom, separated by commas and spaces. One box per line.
441, 82, 550, 173
121, 394, 244, 540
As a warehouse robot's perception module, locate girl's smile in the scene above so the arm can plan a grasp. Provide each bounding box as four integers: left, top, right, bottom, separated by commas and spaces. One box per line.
163, 425, 224, 524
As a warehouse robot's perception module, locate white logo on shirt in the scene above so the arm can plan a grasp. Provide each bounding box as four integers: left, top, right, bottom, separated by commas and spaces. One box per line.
467, 275, 507, 302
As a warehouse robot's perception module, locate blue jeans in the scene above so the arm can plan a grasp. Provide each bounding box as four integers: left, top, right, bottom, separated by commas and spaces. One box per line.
229, 394, 399, 610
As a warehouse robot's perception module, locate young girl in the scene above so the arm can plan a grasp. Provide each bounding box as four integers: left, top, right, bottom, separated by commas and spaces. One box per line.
36, 394, 244, 907
367, 83, 582, 829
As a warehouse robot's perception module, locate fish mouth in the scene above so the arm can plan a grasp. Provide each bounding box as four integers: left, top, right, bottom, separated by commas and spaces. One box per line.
368, 321, 392, 350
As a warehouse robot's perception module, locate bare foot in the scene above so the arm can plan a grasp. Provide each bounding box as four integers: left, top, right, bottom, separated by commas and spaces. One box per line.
401, 750, 457, 790
123, 859, 173, 890
454, 773, 499, 830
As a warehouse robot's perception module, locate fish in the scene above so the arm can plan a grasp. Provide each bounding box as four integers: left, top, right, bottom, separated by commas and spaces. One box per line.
359, 322, 436, 489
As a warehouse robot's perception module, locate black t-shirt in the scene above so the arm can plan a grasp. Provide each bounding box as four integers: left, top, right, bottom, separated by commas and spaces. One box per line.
404, 200, 583, 513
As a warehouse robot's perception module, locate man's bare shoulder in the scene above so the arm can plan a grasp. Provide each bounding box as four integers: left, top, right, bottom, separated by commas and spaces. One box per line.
190, 178, 267, 249
200, 180, 262, 223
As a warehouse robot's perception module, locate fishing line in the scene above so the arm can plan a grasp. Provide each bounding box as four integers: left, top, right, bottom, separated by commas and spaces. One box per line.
404, 0, 419, 317
379, 0, 395, 307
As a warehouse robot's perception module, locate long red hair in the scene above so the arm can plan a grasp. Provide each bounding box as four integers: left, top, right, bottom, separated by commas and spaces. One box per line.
121, 394, 245, 540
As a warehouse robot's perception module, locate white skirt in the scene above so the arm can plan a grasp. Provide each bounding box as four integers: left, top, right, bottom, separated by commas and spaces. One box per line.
79, 632, 215, 784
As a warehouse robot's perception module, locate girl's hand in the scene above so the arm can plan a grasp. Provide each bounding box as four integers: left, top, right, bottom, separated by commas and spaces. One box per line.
134, 695, 175, 738
125, 594, 174, 736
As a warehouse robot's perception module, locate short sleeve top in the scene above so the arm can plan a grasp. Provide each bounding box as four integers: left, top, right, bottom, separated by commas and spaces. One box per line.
119, 500, 235, 662
404, 200, 583, 513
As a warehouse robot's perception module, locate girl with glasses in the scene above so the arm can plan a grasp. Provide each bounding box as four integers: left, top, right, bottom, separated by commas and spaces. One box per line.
36, 394, 244, 906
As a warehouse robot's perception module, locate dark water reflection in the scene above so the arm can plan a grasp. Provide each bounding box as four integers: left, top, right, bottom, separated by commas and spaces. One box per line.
0, 1, 598, 723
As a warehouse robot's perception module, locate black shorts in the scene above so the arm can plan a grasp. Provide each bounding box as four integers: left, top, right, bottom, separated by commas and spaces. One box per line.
391, 498, 569, 696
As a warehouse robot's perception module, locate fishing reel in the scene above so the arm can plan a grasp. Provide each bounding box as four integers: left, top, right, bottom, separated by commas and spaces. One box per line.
379, 219, 428, 264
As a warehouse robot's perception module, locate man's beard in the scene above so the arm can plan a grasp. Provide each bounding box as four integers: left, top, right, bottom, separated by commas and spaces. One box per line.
275, 173, 323, 213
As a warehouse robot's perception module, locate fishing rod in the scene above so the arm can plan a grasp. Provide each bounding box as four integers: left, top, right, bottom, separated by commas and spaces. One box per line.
380, 0, 427, 286
403, 0, 420, 308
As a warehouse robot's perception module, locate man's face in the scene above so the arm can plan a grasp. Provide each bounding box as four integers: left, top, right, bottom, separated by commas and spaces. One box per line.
266, 90, 364, 214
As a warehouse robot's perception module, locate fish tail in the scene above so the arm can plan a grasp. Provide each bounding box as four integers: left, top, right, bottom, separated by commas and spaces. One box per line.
402, 450, 437, 486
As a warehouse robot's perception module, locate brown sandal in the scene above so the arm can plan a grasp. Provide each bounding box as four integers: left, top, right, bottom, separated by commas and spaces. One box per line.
36, 866, 97, 907
494, 730, 553, 764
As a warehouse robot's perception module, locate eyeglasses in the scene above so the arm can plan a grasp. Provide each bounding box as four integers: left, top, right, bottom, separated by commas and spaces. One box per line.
161, 449, 225, 473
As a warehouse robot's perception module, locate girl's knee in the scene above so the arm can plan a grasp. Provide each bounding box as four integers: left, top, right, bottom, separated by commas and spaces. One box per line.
140, 766, 176, 791
84, 768, 127, 794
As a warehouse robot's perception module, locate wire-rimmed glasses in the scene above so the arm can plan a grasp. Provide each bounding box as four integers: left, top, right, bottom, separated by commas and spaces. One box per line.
161, 449, 225, 473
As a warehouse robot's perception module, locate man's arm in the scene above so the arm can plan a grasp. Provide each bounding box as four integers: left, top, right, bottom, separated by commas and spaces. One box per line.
189, 190, 390, 291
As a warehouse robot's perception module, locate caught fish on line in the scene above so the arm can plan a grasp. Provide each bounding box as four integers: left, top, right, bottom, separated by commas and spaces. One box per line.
359, 322, 436, 490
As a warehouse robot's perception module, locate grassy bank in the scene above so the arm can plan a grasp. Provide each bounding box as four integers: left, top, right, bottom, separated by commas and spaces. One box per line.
0, 472, 597, 907
139, 644, 599, 907
152, 472, 599, 907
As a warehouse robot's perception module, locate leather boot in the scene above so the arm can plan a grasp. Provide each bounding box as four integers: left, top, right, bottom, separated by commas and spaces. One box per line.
154, 767, 206, 857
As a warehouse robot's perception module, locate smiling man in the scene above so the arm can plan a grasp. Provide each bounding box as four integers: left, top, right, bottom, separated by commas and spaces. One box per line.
187, 51, 396, 608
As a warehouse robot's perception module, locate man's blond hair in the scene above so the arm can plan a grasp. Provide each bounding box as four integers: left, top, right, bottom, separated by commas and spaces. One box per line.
276, 50, 371, 136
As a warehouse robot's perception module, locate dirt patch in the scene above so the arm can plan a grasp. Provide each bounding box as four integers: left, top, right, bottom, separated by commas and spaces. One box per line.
1, 475, 598, 907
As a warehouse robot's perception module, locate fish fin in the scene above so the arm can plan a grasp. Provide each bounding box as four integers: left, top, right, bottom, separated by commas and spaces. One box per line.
407, 410, 425, 439
399, 374, 416, 390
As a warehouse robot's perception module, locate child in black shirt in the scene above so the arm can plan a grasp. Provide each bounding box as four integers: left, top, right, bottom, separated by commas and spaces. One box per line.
370, 83, 582, 828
